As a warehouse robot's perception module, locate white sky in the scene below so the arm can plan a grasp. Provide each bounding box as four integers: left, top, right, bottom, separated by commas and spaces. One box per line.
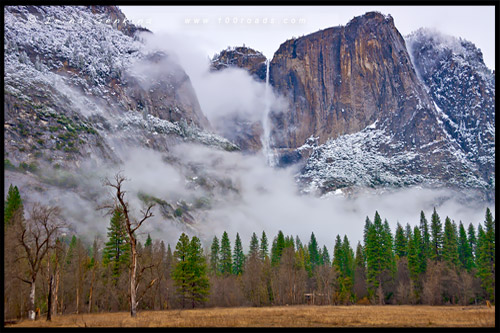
119, 5, 495, 70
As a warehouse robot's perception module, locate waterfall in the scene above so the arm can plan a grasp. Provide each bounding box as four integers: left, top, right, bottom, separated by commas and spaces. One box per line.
261, 59, 277, 167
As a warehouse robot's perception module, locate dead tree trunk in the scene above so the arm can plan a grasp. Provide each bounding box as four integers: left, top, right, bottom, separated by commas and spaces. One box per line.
103, 172, 154, 318
47, 276, 53, 321
130, 237, 138, 317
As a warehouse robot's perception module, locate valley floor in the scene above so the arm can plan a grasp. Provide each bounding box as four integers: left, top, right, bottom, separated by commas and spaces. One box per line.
6, 305, 495, 327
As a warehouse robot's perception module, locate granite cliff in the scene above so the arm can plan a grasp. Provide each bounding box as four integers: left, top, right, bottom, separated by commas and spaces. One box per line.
210, 12, 494, 198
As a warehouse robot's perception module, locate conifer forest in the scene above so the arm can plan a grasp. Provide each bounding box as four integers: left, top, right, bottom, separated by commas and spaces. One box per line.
3, 180, 495, 321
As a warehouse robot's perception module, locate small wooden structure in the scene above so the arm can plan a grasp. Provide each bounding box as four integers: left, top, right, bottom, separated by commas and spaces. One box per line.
304, 292, 328, 305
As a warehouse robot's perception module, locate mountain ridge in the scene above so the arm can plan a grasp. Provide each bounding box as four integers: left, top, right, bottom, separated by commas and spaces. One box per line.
209, 11, 494, 199
3, 6, 495, 232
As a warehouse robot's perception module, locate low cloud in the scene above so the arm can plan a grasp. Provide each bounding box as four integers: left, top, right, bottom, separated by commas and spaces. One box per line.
136, 31, 285, 133
6, 140, 492, 252
167, 143, 493, 250
5, 28, 492, 253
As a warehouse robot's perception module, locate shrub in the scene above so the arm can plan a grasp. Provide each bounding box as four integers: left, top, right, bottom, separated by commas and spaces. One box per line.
174, 207, 183, 217
356, 297, 371, 305
4, 159, 16, 170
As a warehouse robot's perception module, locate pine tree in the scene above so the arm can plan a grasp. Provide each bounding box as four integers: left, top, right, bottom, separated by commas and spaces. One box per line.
333, 234, 343, 273
476, 224, 485, 268
363, 216, 372, 249
186, 236, 210, 308
144, 233, 152, 248
419, 211, 431, 260
442, 217, 459, 267
430, 208, 443, 261
4, 184, 23, 225
364, 211, 394, 301
259, 231, 269, 261
295, 235, 303, 249
408, 226, 425, 281
477, 208, 495, 302
172, 233, 191, 308
321, 245, 331, 266
342, 235, 355, 281
458, 221, 474, 272
354, 241, 367, 300
467, 223, 477, 261
165, 243, 174, 276
209, 236, 219, 275
467, 223, 477, 260
232, 233, 245, 275
271, 230, 285, 267
102, 208, 130, 280
248, 232, 259, 259
354, 241, 366, 269
365, 214, 381, 292
405, 223, 412, 241
307, 232, 320, 271
394, 223, 407, 258
219, 231, 232, 275
284, 235, 295, 250
332, 235, 354, 303
66, 235, 78, 265
382, 219, 396, 277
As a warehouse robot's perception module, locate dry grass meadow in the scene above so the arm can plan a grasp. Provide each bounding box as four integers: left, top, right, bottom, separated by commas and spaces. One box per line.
6, 305, 495, 327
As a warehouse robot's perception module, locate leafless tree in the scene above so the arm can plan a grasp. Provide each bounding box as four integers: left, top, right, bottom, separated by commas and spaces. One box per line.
241, 253, 269, 306
271, 247, 307, 305
14, 203, 65, 320
315, 264, 337, 305
457, 269, 476, 305
422, 261, 444, 305
102, 172, 155, 317
395, 257, 411, 304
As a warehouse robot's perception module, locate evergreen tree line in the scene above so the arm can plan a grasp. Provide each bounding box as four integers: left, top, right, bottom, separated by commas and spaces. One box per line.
4, 184, 496, 320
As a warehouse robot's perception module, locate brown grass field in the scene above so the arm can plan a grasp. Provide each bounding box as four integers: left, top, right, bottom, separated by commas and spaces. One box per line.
6, 305, 495, 328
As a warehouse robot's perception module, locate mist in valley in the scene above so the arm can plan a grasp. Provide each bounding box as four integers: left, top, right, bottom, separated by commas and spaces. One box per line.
4, 28, 494, 253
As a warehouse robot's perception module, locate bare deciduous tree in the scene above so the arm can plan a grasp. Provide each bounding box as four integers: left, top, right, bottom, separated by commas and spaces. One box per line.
102, 172, 155, 317
15, 203, 65, 320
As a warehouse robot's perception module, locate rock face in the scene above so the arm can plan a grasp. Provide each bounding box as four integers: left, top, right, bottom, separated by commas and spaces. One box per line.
210, 46, 268, 152
264, 12, 493, 198
4, 6, 494, 207
269, 12, 435, 149
211, 46, 268, 82
406, 28, 495, 186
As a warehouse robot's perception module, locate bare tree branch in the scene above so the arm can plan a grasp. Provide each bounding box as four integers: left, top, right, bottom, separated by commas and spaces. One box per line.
102, 171, 155, 317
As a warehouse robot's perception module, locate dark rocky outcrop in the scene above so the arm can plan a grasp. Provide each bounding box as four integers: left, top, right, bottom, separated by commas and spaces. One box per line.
210, 46, 267, 82
210, 46, 269, 152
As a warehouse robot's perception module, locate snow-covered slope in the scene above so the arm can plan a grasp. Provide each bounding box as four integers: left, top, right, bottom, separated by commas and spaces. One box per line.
298, 121, 489, 197
4, 5, 237, 172
406, 28, 495, 185
4, 6, 240, 236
